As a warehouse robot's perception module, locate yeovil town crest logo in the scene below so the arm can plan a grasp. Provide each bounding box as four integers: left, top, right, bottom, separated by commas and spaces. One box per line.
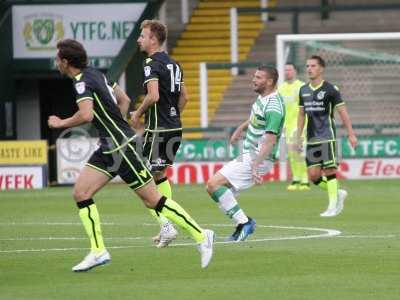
317, 91, 326, 100
23, 13, 64, 50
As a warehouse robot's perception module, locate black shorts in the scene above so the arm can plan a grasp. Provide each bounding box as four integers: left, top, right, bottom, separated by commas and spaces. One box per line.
306, 141, 337, 169
143, 129, 182, 172
86, 145, 153, 190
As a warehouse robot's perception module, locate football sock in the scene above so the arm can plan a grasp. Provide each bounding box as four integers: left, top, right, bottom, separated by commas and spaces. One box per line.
289, 150, 309, 184
326, 174, 339, 210
288, 150, 300, 182
155, 196, 205, 243
211, 186, 248, 225
149, 177, 171, 226
77, 199, 106, 253
313, 176, 327, 190
297, 155, 309, 184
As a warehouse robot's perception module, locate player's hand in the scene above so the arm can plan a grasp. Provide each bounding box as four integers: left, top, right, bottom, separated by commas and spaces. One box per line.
129, 111, 141, 129
252, 163, 263, 185
296, 136, 304, 153
348, 134, 358, 149
48, 116, 63, 128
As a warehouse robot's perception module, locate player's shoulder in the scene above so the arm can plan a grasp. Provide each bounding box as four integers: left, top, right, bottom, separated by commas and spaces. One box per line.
144, 56, 157, 66
295, 79, 306, 88
278, 81, 289, 91
265, 93, 284, 112
148, 51, 177, 66
323, 81, 340, 91
299, 82, 310, 92
74, 67, 101, 84
72, 68, 100, 95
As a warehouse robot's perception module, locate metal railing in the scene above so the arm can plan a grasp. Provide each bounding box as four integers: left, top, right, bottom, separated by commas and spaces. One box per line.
230, 3, 400, 73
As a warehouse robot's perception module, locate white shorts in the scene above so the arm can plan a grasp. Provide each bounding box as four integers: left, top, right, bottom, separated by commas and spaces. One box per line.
218, 152, 274, 192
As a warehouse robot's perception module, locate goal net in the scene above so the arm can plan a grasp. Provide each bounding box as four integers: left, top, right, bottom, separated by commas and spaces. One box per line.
276, 33, 400, 136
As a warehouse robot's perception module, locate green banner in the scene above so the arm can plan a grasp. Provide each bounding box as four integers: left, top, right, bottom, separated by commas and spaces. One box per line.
342, 136, 400, 158
176, 136, 400, 162
176, 140, 239, 161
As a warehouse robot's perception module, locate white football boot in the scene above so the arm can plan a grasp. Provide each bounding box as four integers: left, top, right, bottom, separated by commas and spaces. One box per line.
72, 250, 111, 272
156, 221, 178, 248
336, 189, 348, 216
320, 208, 338, 217
197, 229, 215, 268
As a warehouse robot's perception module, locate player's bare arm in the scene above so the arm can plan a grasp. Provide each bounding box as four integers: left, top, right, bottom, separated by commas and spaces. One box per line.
230, 119, 250, 144
131, 80, 159, 128
114, 85, 131, 120
296, 106, 306, 151
48, 100, 93, 129
178, 84, 188, 112
337, 104, 358, 149
251, 133, 277, 184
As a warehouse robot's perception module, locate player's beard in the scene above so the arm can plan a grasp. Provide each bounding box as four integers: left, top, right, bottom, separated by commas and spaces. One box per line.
253, 85, 266, 95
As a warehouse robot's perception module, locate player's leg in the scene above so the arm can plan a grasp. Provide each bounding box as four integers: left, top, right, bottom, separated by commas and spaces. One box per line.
121, 145, 214, 268
135, 181, 214, 268
142, 131, 171, 236
146, 131, 181, 247
206, 154, 263, 241
287, 128, 309, 191
207, 172, 244, 223
309, 165, 336, 216
296, 146, 310, 191
287, 142, 300, 191
286, 129, 300, 190
150, 170, 178, 247
322, 141, 347, 216
308, 142, 340, 217
71, 163, 112, 272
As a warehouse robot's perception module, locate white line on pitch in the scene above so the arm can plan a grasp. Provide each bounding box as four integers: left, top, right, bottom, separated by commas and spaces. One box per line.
0, 237, 146, 241
0, 224, 341, 254
0, 222, 116, 226
337, 234, 396, 238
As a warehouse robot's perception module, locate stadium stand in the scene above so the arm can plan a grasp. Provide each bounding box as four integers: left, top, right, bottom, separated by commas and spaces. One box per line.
169, 0, 275, 135
211, 0, 400, 136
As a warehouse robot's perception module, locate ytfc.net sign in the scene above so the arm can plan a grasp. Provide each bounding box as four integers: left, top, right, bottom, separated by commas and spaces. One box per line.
12, 3, 146, 58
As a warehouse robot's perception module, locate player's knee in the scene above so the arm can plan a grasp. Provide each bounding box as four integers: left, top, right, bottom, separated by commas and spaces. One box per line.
206, 179, 217, 195
143, 198, 156, 209
310, 173, 324, 184
136, 191, 158, 209
72, 188, 93, 202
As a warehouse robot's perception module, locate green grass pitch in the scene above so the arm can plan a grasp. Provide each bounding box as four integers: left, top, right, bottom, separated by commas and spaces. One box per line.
0, 179, 399, 300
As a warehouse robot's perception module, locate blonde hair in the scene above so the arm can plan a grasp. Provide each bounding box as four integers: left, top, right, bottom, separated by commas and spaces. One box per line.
140, 20, 167, 45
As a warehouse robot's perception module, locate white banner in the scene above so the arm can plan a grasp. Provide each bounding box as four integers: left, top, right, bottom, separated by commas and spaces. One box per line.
56, 138, 122, 184
166, 161, 287, 184
337, 158, 400, 180
0, 166, 45, 190
57, 137, 98, 184
12, 3, 146, 58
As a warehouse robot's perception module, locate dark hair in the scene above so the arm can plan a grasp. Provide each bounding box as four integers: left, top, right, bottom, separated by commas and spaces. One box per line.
309, 55, 326, 67
285, 62, 297, 70
56, 39, 88, 69
140, 19, 167, 45
258, 65, 279, 86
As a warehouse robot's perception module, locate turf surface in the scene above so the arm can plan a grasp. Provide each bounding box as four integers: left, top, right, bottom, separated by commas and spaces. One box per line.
0, 180, 399, 299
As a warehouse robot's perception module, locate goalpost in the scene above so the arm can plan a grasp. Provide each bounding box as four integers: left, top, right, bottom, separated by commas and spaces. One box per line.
276, 32, 400, 135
